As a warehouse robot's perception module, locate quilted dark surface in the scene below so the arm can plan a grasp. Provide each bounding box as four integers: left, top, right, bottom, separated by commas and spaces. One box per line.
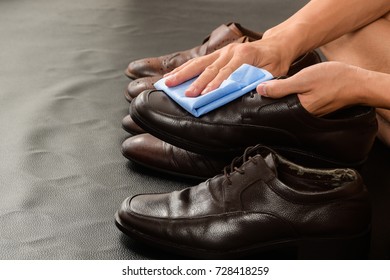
0, 0, 389, 259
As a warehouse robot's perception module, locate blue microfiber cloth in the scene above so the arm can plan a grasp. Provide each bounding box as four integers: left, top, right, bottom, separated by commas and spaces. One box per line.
154, 64, 274, 117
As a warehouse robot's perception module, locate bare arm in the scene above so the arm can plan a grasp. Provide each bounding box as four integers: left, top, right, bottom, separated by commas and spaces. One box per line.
265, 0, 390, 61
166, 0, 390, 97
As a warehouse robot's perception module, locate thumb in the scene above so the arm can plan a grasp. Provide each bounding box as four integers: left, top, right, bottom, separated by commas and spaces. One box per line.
256, 76, 302, 99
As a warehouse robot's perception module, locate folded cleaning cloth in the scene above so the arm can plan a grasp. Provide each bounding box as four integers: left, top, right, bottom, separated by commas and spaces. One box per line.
154, 64, 274, 117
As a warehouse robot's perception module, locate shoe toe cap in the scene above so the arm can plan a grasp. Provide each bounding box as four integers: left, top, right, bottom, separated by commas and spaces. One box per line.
127, 76, 160, 100
132, 89, 189, 120
121, 115, 145, 135
116, 193, 171, 236
127, 58, 164, 78
121, 134, 166, 164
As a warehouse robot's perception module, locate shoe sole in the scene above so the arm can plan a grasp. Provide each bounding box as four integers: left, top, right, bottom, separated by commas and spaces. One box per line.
115, 212, 371, 259
124, 68, 139, 80
125, 156, 211, 181
124, 88, 133, 103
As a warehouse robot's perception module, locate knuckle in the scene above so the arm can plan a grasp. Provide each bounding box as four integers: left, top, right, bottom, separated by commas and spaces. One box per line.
222, 42, 238, 52
204, 65, 219, 74
235, 43, 255, 57
219, 65, 234, 73
188, 57, 202, 67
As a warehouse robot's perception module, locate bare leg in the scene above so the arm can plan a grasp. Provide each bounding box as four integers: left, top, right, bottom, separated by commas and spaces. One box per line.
321, 12, 390, 146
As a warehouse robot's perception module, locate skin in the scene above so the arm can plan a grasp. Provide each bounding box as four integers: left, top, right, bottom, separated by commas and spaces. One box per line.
257, 62, 390, 117
164, 0, 390, 145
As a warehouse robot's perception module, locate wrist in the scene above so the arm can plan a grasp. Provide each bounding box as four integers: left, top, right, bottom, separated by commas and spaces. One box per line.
263, 22, 312, 63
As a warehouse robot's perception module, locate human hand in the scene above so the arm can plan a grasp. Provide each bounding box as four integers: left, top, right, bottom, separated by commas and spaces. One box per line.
164, 38, 294, 97
256, 61, 365, 116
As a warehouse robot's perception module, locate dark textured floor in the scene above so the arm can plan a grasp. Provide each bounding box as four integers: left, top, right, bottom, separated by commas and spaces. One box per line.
0, 0, 388, 259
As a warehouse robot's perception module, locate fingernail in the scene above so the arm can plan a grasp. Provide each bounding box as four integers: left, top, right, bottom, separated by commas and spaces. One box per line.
201, 86, 211, 95
165, 75, 176, 86
185, 85, 199, 97
258, 82, 269, 97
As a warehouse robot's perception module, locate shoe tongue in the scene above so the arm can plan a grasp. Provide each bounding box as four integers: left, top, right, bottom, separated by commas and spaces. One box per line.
263, 152, 278, 177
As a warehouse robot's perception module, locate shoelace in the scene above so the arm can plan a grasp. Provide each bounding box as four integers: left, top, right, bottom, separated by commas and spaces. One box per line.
223, 145, 263, 185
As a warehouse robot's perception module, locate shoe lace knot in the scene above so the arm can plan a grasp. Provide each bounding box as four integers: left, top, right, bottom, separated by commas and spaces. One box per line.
223, 146, 259, 185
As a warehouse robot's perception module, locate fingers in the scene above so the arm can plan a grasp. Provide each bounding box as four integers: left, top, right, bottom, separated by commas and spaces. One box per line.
257, 74, 307, 98
188, 57, 244, 96
164, 53, 218, 88
200, 59, 244, 95
165, 54, 237, 97
165, 43, 248, 97
185, 63, 223, 97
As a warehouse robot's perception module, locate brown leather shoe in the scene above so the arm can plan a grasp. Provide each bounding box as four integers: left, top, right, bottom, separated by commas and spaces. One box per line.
122, 114, 145, 135
125, 23, 262, 79
124, 50, 322, 102
122, 133, 228, 179
125, 76, 160, 103
116, 145, 371, 259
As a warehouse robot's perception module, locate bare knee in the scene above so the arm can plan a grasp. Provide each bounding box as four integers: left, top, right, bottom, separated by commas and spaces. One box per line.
319, 35, 349, 61
320, 15, 390, 72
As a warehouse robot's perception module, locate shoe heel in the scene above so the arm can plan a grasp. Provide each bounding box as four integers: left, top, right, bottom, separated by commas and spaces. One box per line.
296, 229, 371, 259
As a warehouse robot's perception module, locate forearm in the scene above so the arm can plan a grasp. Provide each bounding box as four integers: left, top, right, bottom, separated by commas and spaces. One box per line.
263, 0, 390, 63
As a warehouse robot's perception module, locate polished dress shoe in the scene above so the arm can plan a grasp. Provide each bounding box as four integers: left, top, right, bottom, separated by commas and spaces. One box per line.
125, 76, 160, 102
125, 22, 262, 79
122, 133, 228, 179
124, 50, 322, 102
122, 114, 145, 135
116, 145, 371, 259
131, 89, 378, 168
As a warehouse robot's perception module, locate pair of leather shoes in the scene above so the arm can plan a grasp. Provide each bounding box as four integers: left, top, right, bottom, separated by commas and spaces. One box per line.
130, 88, 377, 169
122, 44, 376, 176
116, 145, 371, 259
124, 23, 262, 102
121, 22, 267, 177
122, 86, 377, 179
125, 22, 262, 79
